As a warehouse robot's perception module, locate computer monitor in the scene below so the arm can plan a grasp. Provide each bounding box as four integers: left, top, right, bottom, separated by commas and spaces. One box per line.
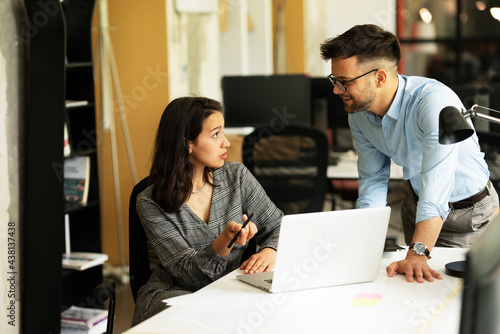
221, 75, 311, 128
450, 84, 500, 134
486, 84, 500, 134
310, 77, 352, 151
459, 215, 500, 334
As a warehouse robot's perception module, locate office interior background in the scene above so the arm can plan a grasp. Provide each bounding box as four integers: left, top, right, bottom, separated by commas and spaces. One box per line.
2, 0, 500, 332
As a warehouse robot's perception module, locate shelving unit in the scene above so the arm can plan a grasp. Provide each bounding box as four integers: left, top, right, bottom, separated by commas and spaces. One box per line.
61, 0, 103, 310
22, 0, 65, 331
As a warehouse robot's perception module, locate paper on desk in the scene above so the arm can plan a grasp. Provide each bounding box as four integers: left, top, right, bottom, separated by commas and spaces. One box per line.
128, 306, 233, 334
169, 298, 388, 334
163, 286, 268, 307
163, 273, 270, 307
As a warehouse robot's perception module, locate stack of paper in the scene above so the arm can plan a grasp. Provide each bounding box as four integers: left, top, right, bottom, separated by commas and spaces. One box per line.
61, 306, 108, 334
62, 252, 108, 271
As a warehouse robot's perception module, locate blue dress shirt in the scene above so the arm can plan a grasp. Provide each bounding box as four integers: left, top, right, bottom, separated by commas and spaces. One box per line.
349, 75, 490, 223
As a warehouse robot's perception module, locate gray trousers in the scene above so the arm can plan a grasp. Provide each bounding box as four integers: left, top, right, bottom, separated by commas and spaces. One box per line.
400, 180, 499, 247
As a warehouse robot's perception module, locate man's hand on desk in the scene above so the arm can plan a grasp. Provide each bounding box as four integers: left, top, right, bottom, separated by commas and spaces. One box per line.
240, 247, 277, 274
386, 252, 443, 283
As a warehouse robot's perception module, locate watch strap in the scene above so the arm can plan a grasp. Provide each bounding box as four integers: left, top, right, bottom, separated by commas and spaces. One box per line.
409, 242, 432, 259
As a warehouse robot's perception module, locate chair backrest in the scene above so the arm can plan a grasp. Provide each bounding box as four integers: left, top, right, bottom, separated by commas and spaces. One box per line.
93, 278, 116, 334
129, 176, 153, 302
242, 126, 328, 214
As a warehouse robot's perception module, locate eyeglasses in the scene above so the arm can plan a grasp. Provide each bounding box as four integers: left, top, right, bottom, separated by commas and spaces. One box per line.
327, 69, 378, 92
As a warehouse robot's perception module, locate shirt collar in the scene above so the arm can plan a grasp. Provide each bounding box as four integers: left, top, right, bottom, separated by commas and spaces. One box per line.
384, 75, 404, 121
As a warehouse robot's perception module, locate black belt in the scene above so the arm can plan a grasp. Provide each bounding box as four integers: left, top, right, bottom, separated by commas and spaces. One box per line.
449, 183, 489, 210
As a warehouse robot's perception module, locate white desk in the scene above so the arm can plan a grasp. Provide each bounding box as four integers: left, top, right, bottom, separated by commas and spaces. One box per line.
327, 151, 404, 180
126, 247, 466, 334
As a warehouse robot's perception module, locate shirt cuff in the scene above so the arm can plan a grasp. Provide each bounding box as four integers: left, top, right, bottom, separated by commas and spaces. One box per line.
416, 200, 450, 223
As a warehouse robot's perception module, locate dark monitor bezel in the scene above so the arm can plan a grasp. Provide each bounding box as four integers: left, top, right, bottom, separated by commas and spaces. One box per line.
221, 74, 312, 129
459, 215, 500, 334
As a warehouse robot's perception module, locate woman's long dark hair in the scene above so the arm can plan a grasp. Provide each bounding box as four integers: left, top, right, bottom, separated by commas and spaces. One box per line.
150, 96, 222, 212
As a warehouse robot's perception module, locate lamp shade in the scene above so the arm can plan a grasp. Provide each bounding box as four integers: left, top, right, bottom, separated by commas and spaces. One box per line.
438, 106, 474, 144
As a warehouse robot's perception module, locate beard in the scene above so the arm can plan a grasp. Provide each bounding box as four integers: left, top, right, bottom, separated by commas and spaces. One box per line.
341, 85, 376, 114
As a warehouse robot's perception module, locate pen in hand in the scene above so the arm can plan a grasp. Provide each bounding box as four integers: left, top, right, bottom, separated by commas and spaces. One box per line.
227, 213, 254, 248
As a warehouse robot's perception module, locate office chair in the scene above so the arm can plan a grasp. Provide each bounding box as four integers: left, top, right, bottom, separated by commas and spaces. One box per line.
242, 126, 328, 214
129, 176, 153, 302
92, 278, 116, 334
477, 131, 500, 194
128, 176, 256, 303
328, 126, 359, 209
330, 179, 358, 209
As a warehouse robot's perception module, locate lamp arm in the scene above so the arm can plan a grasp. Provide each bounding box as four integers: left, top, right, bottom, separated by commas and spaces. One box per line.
467, 104, 500, 125
473, 112, 500, 125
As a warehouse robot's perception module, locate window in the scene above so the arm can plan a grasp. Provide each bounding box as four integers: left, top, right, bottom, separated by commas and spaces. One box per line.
397, 0, 500, 86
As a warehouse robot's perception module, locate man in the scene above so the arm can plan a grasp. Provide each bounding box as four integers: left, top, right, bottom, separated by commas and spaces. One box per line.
320, 24, 499, 283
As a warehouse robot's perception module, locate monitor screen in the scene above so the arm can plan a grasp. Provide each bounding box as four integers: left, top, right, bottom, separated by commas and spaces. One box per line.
310, 77, 348, 129
310, 77, 352, 151
221, 75, 311, 128
459, 215, 500, 334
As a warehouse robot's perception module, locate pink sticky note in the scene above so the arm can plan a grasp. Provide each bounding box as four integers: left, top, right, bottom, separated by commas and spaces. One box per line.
354, 293, 383, 300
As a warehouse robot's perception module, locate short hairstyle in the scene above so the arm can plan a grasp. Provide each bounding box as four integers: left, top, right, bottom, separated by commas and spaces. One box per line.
150, 96, 223, 212
320, 24, 401, 67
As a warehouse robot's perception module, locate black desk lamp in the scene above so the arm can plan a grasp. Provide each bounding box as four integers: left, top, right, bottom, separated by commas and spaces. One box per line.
438, 104, 500, 277
439, 104, 500, 144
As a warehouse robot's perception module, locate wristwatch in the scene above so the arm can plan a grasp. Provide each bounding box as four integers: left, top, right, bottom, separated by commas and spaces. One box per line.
409, 242, 431, 259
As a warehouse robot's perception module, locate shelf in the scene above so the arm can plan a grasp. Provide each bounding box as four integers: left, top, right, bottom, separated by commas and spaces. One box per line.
65, 147, 97, 158
61, 0, 102, 311
65, 100, 93, 108
66, 61, 93, 68
65, 200, 100, 214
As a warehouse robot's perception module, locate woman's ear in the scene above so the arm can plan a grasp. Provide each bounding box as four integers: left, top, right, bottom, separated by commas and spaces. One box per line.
185, 138, 192, 154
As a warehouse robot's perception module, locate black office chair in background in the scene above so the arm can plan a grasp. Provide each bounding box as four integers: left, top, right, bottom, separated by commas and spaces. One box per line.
477, 131, 500, 194
242, 126, 329, 214
92, 278, 116, 334
128, 176, 153, 302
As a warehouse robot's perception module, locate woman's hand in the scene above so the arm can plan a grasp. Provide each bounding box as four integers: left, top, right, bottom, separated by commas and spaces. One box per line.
212, 214, 257, 257
240, 247, 277, 274
225, 214, 258, 247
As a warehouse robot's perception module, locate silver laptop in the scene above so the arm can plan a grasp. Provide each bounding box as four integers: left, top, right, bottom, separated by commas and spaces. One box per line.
237, 206, 391, 293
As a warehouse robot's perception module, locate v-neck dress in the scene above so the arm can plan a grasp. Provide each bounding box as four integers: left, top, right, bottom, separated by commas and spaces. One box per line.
132, 161, 282, 324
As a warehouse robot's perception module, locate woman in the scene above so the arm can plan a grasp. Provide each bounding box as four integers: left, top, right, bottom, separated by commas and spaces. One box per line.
132, 96, 282, 325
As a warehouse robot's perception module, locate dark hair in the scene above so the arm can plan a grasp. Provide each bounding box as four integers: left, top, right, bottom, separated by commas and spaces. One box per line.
150, 96, 223, 212
320, 24, 401, 67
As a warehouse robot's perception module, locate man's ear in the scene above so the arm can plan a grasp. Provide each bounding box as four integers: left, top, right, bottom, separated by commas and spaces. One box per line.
375, 69, 388, 87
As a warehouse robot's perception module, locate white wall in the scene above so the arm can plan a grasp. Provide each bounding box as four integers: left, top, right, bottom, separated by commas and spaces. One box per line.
219, 0, 249, 76
1, 0, 23, 332
166, 0, 221, 100
219, 0, 273, 76
167, 0, 397, 98
247, 0, 273, 75
306, 0, 397, 76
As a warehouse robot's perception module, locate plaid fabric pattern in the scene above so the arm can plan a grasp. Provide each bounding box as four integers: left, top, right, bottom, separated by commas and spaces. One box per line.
132, 162, 282, 325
